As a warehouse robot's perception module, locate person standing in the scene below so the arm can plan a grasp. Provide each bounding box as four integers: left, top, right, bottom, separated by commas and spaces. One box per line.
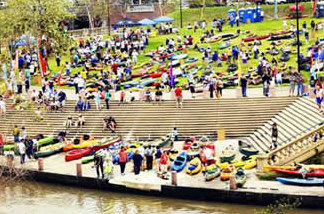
133, 150, 143, 175
155, 146, 162, 172
94, 153, 104, 179
0, 96, 6, 118
13, 125, 20, 143
119, 147, 127, 175
104, 90, 110, 110
18, 140, 26, 164
26, 138, 34, 159
159, 150, 169, 179
240, 75, 248, 97
271, 123, 278, 150
296, 74, 304, 97
289, 72, 296, 97
174, 86, 183, 108
145, 145, 154, 171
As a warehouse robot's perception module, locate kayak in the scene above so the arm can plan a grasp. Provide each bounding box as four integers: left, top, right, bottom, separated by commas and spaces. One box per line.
200, 143, 215, 164
235, 168, 247, 187
205, 164, 221, 181
172, 151, 187, 172
34, 143, 64, 159
170, 54, 188, 60
220, 153, 235, 163
92, 137, 121, 151
244, 158, 257, 170
276, 177, 324, 186
242, 34, 270, 42
65, 147, 92, 162
239, 146, 259, 156
264, 165, 324, 172
4, 144, 15, 151
81, 155, 94, 164
186, 157, 202, 175
274, 168, 324, 178
220, 165, 235, 181
169, 149, 179, 161
219, 42, 230, 49
185, 58, 198, 63
38, 136, 54, 147
183, 141, 192, 150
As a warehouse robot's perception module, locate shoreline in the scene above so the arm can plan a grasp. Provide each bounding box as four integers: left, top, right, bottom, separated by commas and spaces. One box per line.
1, 166, 324, 209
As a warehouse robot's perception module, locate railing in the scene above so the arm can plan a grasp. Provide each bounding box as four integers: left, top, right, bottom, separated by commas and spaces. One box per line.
258, 124, 324, 168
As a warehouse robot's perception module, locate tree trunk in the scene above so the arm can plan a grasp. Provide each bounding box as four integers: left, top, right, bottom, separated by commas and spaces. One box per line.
86, 5, 94, 29
200, 0, 206, 20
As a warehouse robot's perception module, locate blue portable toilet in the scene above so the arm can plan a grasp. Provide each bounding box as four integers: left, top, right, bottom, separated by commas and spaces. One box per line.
246, 8, 254, 23
255, 7, 263, 22
239, 8, 247, 23
228, 9, 237, 26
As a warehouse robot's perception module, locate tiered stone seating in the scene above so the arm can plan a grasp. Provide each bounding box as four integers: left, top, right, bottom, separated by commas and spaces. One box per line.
0, 97, 297, 141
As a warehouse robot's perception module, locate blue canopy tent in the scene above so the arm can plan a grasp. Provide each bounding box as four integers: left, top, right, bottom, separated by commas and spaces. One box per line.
152, 16, 175, 23
13, 35, 37, 47
113, 18, 141, 28
138, 18, 157, 26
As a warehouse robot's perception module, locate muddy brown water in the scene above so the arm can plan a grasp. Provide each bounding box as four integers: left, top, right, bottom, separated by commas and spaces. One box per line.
0, 178, 323, 214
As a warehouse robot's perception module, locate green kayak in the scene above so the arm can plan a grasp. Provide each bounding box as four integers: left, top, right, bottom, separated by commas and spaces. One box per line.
205, 166, 221, 181
34, 143, 63, 159
4, 144, 15, 151
34, 150, 56, 159
81, 155, 94, 164
235, 168, 247, 188
38, 136, 54, 147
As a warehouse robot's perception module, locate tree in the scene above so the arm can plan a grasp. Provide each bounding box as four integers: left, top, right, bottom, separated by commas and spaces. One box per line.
0, 0, 75, 55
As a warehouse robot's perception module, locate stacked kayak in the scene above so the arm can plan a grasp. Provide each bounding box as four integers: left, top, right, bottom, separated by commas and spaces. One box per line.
186, 157, 202, 175
172, 152, 187, 172
38, 136, 55, 147
34, 142, 64, 159
81, 155, 94, 164
276, 177, 324, 186
4, 144, 15, 151
63, 137, 119, 152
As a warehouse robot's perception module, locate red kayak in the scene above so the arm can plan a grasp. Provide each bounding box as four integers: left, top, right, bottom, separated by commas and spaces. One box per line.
242, 35, 270, 42
270, 30, 292, 36
183, 141, 192, 150
200, 144, 215, 164
275, 168, 324, 178
65, 148, 92, 162
92, 137, 121, 151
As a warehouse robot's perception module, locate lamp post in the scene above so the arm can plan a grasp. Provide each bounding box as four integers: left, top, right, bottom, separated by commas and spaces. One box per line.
106, 0, 111, 36
180, 0, 183, 28
295, 0, 301, 73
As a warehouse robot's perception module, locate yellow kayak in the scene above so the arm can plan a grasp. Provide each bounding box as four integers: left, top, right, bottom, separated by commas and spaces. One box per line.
74, 140, 100, 149
39, 143, 63, 152
186, 157, 202, 175
169, 149, 179, 161
263, 164, 324, 172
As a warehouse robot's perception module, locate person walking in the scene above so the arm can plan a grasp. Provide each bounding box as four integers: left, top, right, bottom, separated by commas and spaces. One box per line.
119, 147, 127, 175
26, 138, 34, 159
133, 150, 143, 175
18, 140, 26, 164
271, 123, 278, 150
174, 86, 183, 108
104, 90, 110, 109
94, 152, 104, 179
145, 145, 154, 171
240, 75, 248, 97
159, 150, 169, 179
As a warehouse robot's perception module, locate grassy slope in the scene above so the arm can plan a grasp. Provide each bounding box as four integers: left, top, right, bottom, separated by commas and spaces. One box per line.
44, 3, 323, 89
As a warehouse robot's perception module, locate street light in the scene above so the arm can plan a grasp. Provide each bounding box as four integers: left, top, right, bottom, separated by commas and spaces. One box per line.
180, 0, 183, 28
295, 0, 301, 73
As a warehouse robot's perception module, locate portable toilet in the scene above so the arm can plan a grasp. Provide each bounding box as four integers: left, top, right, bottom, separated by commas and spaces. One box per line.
255, 7, 263, 22
239, 8, 247, 23
228, 9, 237, 25
246, 8, 255, 23
316, 2, 324, 18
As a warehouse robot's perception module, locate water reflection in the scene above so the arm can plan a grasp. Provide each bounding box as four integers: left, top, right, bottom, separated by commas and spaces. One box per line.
0, 179, 322, 214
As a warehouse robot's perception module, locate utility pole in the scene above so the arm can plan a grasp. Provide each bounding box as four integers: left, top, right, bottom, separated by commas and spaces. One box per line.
295, 0, 301, 73
274, 0, 278, 19
180, 0, 183, 28
107, 0, 111, 36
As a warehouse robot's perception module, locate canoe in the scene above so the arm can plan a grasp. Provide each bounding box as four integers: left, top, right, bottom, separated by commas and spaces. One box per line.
186, 157, 202, 175
81, 155, 94, 164
219, 42, 230, 49
34, 143, 64, 159
276, 177, 324, 186
235, 168, 247, 187
172, 151, 187, 172
220, 165, 235, 181
171, 60, 180, 67
274, 168, 324, 178
65, 147, 92, 162
170, 54, 188, 60
205, 164, 221, 181
223, 34, 238, 41
242, 35, 270, 42
239, 146, 259, 156
139, 78, 156, 88
169, 149, 179, 161
185, 58, 198, 63
38, 136, 54, 147
4, 144, 15, 151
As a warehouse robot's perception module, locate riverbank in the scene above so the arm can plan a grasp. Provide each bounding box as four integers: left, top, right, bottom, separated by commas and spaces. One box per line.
1, 149, 324, 209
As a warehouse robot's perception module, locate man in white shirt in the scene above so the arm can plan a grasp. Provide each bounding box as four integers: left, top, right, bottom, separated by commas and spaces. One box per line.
18, 140, 26, 164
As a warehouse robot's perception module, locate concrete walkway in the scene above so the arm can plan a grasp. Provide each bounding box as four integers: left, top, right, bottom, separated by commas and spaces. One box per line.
29, 85, 293, 101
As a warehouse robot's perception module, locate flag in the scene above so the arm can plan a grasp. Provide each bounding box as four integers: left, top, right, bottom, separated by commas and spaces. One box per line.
169, 62, 174, 88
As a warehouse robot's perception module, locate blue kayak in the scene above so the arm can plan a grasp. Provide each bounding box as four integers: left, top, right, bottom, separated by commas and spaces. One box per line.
185, 58, 198, 63
170, 54, 188, 60
277, 177, 324, 186
172, 151, 187, 172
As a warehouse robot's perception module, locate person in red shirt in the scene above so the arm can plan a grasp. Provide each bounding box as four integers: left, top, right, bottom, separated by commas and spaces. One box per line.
0, 133, 4, 155
159, 150, 169, 179
119, 147, 127, 175
174, 86, 183, 108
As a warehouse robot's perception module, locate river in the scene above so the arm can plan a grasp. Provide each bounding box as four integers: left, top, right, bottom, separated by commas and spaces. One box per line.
0, 179, 322, 214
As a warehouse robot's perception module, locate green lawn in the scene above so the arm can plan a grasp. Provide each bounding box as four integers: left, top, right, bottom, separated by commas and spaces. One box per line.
43, 3, 323, 89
